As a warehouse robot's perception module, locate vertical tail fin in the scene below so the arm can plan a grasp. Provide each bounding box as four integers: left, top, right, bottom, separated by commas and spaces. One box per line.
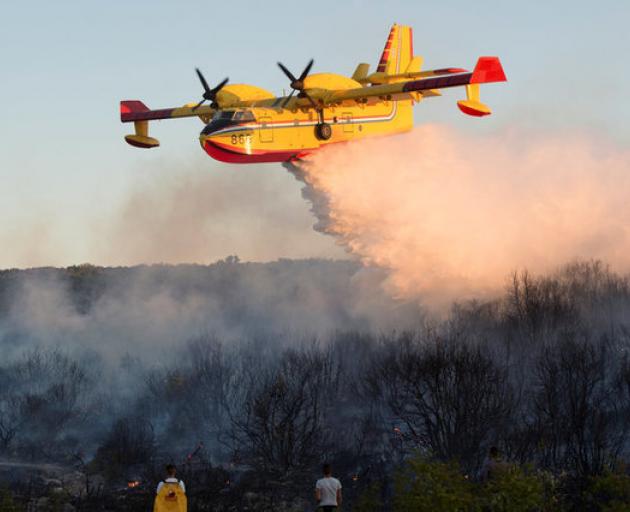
377, 24, 414, 75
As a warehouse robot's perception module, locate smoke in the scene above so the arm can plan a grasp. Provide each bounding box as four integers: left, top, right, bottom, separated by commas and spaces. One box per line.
95, 161, 345, 266
0, 261, 423, 365
295, 125, 630, 310
0, 157, 347, 269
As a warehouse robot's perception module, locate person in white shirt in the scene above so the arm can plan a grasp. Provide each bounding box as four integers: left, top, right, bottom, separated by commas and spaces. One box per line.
156, 464, 186, 494
315, 463, 342, 511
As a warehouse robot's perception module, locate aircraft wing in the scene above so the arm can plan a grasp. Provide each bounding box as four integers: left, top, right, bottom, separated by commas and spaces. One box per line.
120, 101, 215, 123
120, 101, 216, 148
321, 56, 506, 106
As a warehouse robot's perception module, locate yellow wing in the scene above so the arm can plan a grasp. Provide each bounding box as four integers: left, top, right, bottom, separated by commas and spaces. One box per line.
312, 56, 507, 116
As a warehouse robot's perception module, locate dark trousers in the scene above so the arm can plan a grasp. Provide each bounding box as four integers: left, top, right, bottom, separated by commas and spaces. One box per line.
319, 507, 337, 512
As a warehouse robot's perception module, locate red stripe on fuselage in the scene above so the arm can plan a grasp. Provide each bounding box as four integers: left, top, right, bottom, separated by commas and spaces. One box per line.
202, 140, 303, 164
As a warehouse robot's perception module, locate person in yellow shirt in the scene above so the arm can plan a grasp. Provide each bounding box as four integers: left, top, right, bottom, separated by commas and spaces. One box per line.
154, 464, 187, 512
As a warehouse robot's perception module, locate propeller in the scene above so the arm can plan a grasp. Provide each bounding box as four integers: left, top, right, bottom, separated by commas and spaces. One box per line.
193, 68, 229, 111
277, 59, 317, 108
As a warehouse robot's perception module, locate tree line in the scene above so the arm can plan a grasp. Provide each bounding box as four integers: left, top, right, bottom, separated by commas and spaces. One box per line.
1, 260, 630, 510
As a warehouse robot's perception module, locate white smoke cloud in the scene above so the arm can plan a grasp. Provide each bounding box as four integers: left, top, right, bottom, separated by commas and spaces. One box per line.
0, 261, 424, 365
294, 125, 630, 310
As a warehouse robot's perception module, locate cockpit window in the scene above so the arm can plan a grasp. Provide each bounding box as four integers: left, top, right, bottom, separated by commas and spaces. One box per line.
233, 110, 256, 122
211, 110, 256, 122
214, 110, 236, 120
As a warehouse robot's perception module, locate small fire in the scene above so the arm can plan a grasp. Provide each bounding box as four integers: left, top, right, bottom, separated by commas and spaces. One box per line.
352, 474, 359, 482
127, 481, 140, 488
393, 426, 402, 436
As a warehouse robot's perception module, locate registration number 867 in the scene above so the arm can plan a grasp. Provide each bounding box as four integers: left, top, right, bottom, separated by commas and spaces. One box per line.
231, 134, 252, 145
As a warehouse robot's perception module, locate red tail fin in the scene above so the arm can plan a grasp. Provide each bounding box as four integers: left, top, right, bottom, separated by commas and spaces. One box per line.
470, 57, 507, 84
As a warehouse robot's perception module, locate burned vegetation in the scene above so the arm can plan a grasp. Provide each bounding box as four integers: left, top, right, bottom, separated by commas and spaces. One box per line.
1, 259, 630, 511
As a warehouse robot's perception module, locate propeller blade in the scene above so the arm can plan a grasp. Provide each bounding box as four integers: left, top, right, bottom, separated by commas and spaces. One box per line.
281, 89, 296, 108
192, 98, 205, 111
301, 91, 318, 109
277, 62, 298, 83
298, 59, 314, 81
195, 68, 211, 94
211, 77, 229, 95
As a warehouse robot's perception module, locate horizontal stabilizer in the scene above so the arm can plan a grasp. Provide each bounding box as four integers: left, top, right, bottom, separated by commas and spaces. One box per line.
352, 63, 370, 81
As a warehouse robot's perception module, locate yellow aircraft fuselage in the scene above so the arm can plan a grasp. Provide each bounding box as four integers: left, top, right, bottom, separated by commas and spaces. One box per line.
200, 98, 413, 163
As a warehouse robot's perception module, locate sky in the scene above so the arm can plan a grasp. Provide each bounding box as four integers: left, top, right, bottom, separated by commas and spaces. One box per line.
1, 0, 628, 269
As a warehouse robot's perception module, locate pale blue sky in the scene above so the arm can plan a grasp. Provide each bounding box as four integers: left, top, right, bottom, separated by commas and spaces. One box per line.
1, 1, 628, 268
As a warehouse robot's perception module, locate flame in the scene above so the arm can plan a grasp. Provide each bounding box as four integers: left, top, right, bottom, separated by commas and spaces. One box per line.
127, 481, 140, 488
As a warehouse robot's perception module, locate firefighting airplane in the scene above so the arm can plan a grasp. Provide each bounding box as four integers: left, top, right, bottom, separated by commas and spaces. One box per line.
120, 24, 506, 164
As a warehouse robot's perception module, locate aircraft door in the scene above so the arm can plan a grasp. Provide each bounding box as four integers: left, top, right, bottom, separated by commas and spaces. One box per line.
259, 116, 274, 142
342, 112, 354, 133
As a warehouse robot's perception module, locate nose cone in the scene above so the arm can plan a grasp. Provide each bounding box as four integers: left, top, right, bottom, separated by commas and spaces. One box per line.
199, 135, 216, 157
199, 135, 247, 164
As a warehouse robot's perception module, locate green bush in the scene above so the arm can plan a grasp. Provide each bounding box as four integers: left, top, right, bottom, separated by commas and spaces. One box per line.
393, 455, 477, 512
479, 465, 547, 512
352, 482, 383, 512
587, 472, 630, 511
391, 454, 564, 512
0, 488, 22, 512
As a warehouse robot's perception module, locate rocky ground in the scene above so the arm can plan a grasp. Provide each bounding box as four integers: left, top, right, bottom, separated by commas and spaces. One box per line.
0, 459, 317, 511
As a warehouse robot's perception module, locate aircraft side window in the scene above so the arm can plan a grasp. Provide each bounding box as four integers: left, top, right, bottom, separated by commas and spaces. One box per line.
218, 110, 235, 120
213, 111, 234, 120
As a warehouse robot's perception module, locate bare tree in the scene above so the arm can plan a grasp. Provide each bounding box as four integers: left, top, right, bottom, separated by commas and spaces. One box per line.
231, 346, 340, 477
368, 334, 513, 471
0, 394, 20, 452
93, 416, 155, 482
532, 335, 628, 476
183, 335, 233, 434
0, 348, 91, 457
141, 334, 235, 460
506, 270, 577, 343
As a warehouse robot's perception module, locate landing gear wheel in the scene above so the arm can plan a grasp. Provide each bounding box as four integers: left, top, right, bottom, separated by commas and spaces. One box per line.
315, 123, 332, 141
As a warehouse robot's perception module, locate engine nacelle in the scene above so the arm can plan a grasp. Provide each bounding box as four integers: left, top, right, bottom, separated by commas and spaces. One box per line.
216, 84, 275, 107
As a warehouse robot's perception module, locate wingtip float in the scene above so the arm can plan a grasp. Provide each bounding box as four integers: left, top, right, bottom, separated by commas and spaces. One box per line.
120, 24, 507, 164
